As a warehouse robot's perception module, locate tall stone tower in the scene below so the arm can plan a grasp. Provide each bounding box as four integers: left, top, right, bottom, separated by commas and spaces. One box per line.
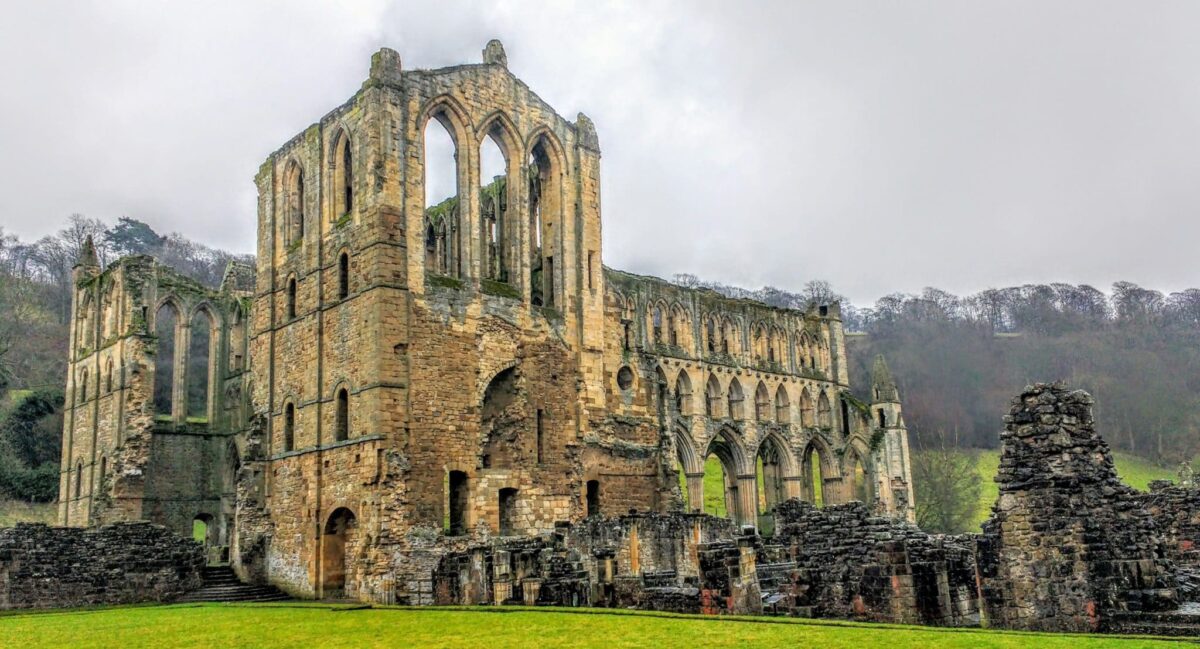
869, 355, 915, 521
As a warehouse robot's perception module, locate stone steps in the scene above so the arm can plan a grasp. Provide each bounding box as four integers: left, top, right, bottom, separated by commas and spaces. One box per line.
178, 566, 291, 603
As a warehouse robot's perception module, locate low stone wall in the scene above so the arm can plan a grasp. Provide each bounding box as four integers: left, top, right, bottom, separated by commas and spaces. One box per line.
431, 504, 979, 625
977, 383, 1178, 632
767, 500, 979, 625
0, 522, 204, 610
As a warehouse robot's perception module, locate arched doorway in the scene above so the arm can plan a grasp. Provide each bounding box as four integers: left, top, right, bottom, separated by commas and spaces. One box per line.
322, 507, 357, 599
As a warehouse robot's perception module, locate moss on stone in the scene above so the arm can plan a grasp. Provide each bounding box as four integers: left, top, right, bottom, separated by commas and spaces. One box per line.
427, 274, 464, 291
481, 279, 520, 300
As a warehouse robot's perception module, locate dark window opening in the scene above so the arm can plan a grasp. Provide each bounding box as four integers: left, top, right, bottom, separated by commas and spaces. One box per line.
535, 409, 544, 464
335, 388, 349, 442
878, 410, 887, 428
544, 256, 555, 307
283, 402, 295, 452
447, 470, 468, 536
586, 480, 600, 517
587, 251, 595, 289
841, 399, 851, 436
286, 278, 297, 320
337, 252, 350, 300
342, 138, 354, 214
498, 487, 518, 536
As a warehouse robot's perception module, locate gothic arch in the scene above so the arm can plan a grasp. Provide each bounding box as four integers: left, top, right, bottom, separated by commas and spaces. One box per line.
754, 381, 770, 421
727, 377, 745, 420
327, 124, 357, 229
817, 390, 833, 428
774, 384, 791, 424
673, 368, 694, 416
704, 373, 722, 417
282, 158, 305, 247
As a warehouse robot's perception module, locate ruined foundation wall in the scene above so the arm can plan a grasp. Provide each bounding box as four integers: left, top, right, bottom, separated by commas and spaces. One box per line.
1142, 483, 1200, 570
431, 504, 978, 623
0, 522, 204, 610
768, 500, 978, 625
978, 383, 1178, 632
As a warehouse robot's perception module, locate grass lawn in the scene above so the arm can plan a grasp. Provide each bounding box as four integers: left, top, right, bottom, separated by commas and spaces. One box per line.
0, 499, 56, 527
0, 603, 1189, 649
970, 449, 1184, 530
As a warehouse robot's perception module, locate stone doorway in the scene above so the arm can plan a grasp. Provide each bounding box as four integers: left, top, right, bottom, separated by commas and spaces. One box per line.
321, 507, 357, 599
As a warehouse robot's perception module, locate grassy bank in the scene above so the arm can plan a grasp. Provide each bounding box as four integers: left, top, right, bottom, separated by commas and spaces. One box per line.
0, 603, 1189, 649
0, 499, 56, 527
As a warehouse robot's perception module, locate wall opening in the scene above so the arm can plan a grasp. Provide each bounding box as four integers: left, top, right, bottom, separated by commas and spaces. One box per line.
424, 114, 459, 277
756, 438, 786, 515
529, 136, 560, 307
848, 451, 872, 505
480, 129, 508, 282
334, 388, 349, 442
186, 309, 213, 421
332, 130, 353, 218
192, 514, 212, 545
286, 277, 297, 320
322, 507, 357, 598
498, 487, 519, 536
586, 480, 600, 517
535, 408, 544, 464
803, 444, 827, 506
283, 402, 295, 452
337, 252, 350, 300
704, 434, 741, 521
481, 367, 520, 469
153, 303, 178, 416
446, 470, 468, 536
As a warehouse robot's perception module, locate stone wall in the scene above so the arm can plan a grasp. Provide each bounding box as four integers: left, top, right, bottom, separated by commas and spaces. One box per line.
977, 383, 1178, 632
766, 500, 978, 625
431, 503, 977, 624
0, 522, 203, 610
1141, 482, 1200, 571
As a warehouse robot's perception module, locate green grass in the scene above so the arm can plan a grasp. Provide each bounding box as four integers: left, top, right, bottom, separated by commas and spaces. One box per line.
970, 449, 1183, 529
0, 499, 56, 527
0, 603, 1186, 649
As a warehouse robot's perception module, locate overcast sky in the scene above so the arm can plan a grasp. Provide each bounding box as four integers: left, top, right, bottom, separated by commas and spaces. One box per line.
2, 1, 1199, 304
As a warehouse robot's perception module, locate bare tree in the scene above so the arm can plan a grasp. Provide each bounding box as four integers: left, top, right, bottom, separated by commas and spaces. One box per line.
912, 431, 983, 533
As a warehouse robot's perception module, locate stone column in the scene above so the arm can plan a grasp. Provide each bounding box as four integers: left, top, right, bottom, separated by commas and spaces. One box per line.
685, 472, 705, 512
736, 474, 758, 528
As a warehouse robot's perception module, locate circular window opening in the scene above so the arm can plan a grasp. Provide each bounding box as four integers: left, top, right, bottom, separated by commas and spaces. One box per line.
616, 366, 634, 391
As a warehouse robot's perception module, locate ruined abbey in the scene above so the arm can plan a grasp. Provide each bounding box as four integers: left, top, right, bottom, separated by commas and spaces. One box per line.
54, 41, 913, 601
28, 41, 1196, 633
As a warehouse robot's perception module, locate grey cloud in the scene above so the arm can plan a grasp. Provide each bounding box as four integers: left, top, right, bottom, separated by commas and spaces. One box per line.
2, 0, 1198, 304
